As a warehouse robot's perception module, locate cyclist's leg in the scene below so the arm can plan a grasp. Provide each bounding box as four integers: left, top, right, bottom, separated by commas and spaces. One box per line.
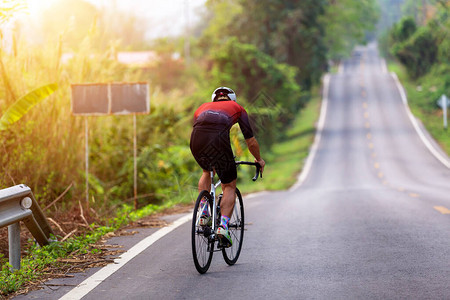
198, 169, 213, 225
216, 179, 236, 246
215, 152, 237, 221
198, 169, 211, 192
220, 180, 237, 218
213, 139, 236, 245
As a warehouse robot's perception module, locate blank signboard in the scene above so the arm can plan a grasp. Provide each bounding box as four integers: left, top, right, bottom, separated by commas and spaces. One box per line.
71, 84, 109, 115
111, 83, 149, 114
71, 83, 149, 115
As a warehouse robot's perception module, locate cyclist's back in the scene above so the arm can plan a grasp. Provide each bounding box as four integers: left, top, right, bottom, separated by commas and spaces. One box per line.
193, 100, 253, 137
190, 94, 253, 183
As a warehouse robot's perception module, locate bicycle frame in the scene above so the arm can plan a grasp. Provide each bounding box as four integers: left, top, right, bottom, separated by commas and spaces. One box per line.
195, 162, 261, 249
191, 161, 261, 273
193, 171, 221, 246
209, 171, 221, 242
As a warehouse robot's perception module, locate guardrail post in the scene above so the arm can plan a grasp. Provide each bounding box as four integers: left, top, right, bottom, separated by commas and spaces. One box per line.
8, 223, 21, 270
1, 184, 56, 270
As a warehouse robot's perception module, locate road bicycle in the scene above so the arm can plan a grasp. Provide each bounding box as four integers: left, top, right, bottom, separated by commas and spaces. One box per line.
191, 161, 261, 274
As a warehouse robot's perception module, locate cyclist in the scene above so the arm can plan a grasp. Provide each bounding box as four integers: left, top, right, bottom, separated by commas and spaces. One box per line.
190, 87, 265, 247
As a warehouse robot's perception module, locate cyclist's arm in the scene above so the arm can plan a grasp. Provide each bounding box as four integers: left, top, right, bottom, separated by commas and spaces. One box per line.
245, 137, 265, 173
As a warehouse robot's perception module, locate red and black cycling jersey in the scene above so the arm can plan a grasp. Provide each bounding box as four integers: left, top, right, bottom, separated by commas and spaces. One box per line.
193, 101, 254, 139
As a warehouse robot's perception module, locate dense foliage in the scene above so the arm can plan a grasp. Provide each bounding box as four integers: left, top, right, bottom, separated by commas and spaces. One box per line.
379, 0, 449, 156
209, 38, 301, 148
0, 0, 379, 224
389, 17, 438, 78
384, 1, 449, 83
322, 0, 380, 61
201, 0, 379, 88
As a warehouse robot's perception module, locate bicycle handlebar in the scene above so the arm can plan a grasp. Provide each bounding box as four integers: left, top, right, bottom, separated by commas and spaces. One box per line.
235, 161, 262, 181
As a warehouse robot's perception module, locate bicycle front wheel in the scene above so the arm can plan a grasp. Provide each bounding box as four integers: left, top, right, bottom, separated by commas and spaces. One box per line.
192, 190, 214, 274
222, 188, 244, 265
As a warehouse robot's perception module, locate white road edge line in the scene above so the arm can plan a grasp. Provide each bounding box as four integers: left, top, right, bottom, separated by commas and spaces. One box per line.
390, 72, 450, 169
290, 73, 330, 191
59, 213, 192, 300
245, 191, 269, 200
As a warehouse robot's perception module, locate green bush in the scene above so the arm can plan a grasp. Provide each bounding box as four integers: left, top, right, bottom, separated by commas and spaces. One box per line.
390, 16, 417, 42
391, 26, 438, 78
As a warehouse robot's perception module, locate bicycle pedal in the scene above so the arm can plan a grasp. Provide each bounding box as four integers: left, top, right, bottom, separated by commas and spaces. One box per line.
217, 236, 232, 248
217, 243, 228, 250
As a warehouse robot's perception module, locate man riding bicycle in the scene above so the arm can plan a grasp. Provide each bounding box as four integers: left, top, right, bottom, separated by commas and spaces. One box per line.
190, 87, 265, 247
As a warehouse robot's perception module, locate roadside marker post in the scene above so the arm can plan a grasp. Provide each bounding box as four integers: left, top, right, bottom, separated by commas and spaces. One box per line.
437, 94, 448, 130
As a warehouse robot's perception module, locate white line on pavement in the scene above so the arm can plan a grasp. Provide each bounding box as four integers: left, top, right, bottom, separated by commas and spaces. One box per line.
391, 72, 450, 169
245, 191, 269, 199
290, 73, 330, 191
59, 214, 192, 300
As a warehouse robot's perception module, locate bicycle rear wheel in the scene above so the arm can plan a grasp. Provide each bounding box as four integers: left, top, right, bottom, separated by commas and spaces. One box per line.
222, 188, 244, 265
192, 190, 214, 274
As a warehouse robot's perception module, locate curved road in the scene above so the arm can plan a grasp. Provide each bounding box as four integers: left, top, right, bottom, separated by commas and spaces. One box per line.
20, 43, 450, 299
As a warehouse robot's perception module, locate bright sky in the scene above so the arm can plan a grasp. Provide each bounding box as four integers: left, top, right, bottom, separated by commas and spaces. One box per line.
23, 0, 207, 39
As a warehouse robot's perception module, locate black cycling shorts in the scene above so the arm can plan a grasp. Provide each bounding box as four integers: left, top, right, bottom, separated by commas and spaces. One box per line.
190, 127, 237, 184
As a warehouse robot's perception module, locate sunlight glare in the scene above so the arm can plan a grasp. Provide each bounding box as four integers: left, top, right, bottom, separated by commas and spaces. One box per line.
24, 0, 59, 19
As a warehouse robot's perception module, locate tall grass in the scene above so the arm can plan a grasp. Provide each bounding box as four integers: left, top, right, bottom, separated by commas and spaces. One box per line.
0, 28, 198, 219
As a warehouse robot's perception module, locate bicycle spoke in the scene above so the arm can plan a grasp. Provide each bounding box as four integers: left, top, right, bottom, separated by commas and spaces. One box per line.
196, 234, 208, 264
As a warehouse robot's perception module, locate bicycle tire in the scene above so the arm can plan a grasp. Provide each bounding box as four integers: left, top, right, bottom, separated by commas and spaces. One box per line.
222, 188, 244, 265
192, 190, 214, 274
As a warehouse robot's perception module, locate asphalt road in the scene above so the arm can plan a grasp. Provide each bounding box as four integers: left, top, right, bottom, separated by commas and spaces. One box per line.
20, 43, 450, 299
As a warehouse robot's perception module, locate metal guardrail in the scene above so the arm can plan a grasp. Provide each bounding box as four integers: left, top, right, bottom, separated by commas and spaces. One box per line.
0, 184, 54, 269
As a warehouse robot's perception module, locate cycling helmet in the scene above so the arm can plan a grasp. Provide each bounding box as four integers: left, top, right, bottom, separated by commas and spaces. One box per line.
211, 87, 237, 102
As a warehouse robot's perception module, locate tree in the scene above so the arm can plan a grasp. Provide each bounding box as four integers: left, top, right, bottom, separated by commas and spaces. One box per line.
322, 0, 380, 61
210, 38, 301, 149
202, 0, 379, 89
40, 0, 98, 50
391, 25, 438, 77
390, 16, 417, 42
96, 6, 148, 50
228, 0, 328, 89
201, 0, 327, 88
377, 0, 405, 34
388, 2, 448, 79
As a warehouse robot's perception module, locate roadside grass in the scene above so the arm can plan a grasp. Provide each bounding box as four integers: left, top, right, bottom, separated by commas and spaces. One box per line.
0, 83, 323, 297
0, 225, 114, 296
329, 64, 339, 74
0, 197, 191, 297
388, 62, 450, 154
